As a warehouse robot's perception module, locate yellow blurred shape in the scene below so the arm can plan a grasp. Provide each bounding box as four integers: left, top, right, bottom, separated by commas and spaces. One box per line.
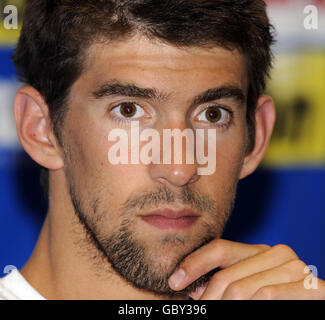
0, 24, 21, 46
0, 0, 24, 46
263, 52, 325, 167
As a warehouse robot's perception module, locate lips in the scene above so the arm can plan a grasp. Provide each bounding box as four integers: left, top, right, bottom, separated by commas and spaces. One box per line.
140, 208, 199, 230
140, 208, 199, 219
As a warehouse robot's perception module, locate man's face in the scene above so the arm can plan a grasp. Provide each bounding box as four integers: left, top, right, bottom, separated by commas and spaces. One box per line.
60, 35, 249, 298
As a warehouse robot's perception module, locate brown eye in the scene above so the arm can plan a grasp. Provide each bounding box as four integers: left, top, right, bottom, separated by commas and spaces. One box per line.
111, 102, 145, 120
196, 105, 230, 125
205, 106, 222, 123
120, 102, 137, 118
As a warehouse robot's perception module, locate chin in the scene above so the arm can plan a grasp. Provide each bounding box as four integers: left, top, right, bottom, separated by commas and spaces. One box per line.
145, 242, 191, 272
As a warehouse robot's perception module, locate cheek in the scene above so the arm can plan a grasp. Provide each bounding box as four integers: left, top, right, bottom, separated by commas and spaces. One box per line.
203, 127, 247, 192
105, 164, 149, 197
62, 111, 112, 197
216, 137, 246, 166
214, 119, 247, 165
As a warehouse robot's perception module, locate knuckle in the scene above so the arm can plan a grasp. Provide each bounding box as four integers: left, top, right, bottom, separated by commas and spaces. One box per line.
224, 281, 246, 299
211, 238, 226, 246
210, 238, 227, 253
210, 238, 230, 251
271, 244, 298, 259
254, 286, 278, 300
217, 248, 230, 266
207, 239, 229, 266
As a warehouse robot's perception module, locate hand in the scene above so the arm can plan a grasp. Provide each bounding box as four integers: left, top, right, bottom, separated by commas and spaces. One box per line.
168, 239, 325, 300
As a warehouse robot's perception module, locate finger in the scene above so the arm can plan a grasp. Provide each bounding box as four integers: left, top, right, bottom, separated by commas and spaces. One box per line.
168, 238, 270, 291
188, 283, 209, 300
199, 244, 299, 300
220, 259, 307, 300
251, 278, 325, 300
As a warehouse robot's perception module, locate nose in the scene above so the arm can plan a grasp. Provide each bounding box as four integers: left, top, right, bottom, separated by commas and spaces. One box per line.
149, 163, 200, 187
147, 121, 200, 188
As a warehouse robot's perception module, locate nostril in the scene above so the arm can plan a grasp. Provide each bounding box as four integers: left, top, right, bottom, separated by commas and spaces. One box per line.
188, 174, 200, 184
173, 169, 199, 186
156, 177, 168, 185
148, 163, 200, 187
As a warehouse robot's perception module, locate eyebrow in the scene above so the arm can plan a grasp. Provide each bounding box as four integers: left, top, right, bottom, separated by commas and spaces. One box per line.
91, 81, 246, 106
191, 86, 246, 107
92, 81, 170, 102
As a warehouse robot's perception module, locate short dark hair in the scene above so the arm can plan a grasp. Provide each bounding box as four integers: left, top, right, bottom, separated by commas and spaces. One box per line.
12, 0, 275, 195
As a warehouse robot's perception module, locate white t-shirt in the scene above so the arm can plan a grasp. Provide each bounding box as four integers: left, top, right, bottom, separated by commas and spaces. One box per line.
0, 269, 45, 300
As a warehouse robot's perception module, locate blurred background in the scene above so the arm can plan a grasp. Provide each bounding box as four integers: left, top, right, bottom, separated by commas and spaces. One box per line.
0, 0, 325, 280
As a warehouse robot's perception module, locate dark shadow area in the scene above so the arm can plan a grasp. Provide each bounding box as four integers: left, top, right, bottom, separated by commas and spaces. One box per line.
222, 169, 274, 241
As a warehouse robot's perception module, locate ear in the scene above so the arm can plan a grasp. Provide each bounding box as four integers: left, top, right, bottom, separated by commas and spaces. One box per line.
239, 95, 276, 180
14, 86, 64, 170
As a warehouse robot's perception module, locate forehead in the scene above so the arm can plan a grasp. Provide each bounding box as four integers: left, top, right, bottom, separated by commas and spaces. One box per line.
80, 35, 248, 95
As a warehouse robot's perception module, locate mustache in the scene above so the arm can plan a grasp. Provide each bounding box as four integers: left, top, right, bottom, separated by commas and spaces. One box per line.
122, 184, 217, 215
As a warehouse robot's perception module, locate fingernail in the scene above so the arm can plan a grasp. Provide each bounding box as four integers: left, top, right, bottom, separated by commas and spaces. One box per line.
169, 268, 186, 289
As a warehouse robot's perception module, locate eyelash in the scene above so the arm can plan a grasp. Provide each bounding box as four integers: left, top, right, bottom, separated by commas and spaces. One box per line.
109, 101, 234, 128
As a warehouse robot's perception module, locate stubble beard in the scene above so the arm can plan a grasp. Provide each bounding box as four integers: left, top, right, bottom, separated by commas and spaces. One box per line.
66, 173, 238, 299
